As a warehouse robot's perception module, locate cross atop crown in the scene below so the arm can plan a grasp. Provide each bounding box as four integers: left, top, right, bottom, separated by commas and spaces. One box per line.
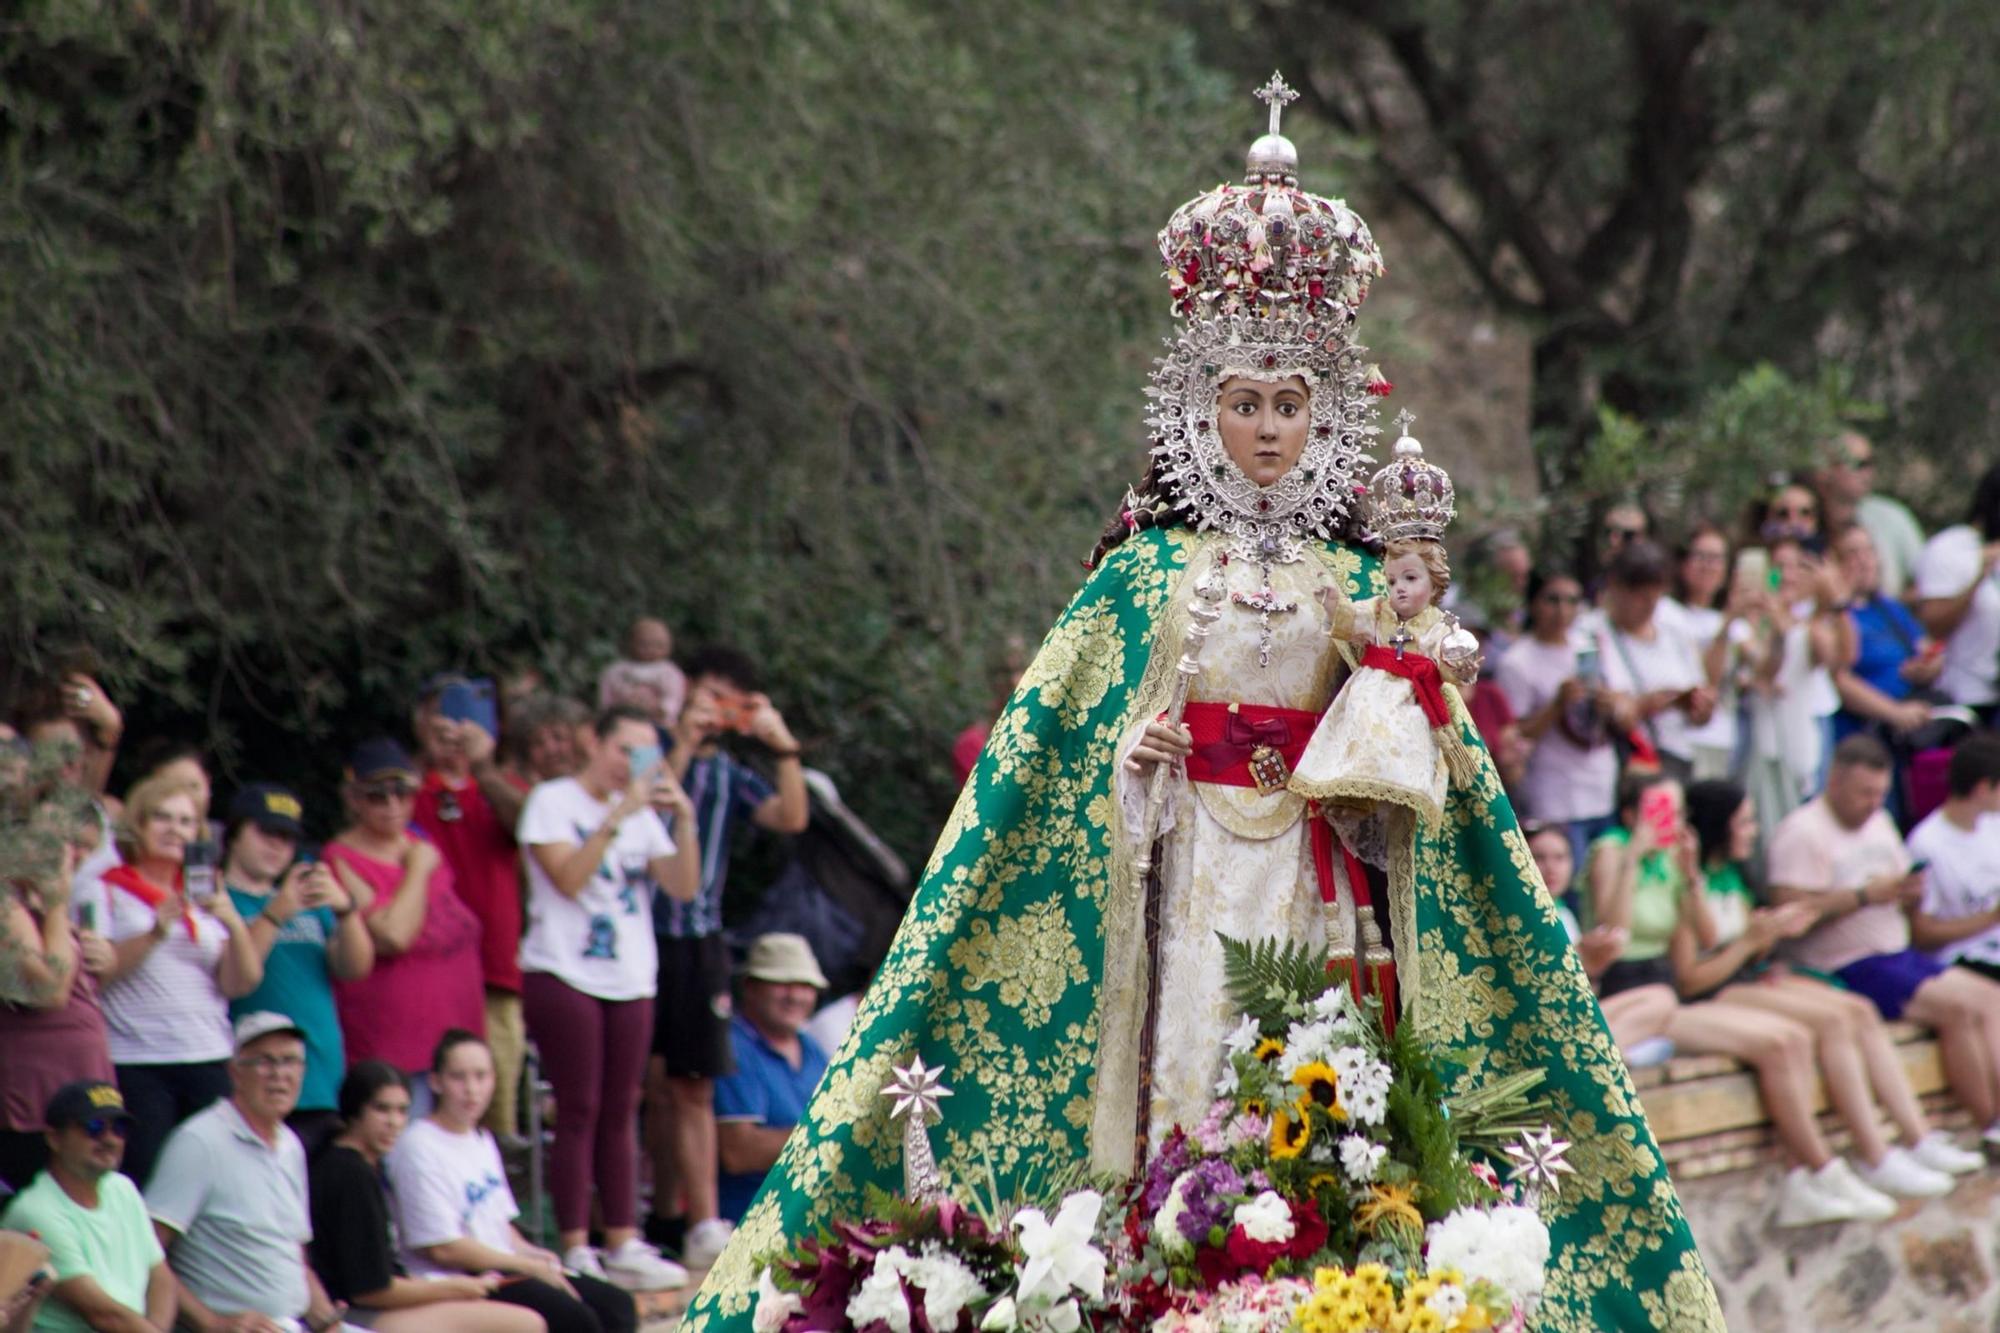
1393, 408, 1417, 436
1255, 72, 1301, 137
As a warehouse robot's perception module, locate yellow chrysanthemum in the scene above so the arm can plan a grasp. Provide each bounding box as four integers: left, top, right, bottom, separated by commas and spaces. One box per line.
1353, 1263, 1390, 1285
1450, 1305, 1493, 1332
1353, 1182, 1424, 1237
1409, 1309, 1446, 1333
1253, 1036, 1286, 1064
1269, 1105, 1311, 1158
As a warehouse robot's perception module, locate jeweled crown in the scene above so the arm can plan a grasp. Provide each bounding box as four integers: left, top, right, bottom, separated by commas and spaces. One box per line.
1368, 412, 1456, 542
1158, 73, 1386, 323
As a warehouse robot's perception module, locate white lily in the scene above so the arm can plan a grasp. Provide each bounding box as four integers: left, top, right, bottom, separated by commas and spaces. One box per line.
752, 1267, 803, 1333
980, 1296, 1018, 1330
1013, 1190, 1107, 1305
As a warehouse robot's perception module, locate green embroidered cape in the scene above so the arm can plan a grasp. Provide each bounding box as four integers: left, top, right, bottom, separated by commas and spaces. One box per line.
681, 529, 1722, 1333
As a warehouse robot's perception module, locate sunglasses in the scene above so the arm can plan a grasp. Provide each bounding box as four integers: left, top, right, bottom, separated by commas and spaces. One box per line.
76, 1116, 132, 1139
356, 783, 416, 804
1770, 504, 1817, 518
238, 1053, 307, 1075
1603, 526, 1644, 540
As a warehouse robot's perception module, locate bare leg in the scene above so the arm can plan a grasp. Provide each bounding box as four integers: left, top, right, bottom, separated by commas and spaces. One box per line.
1600, 984, 1676, 1050
644, 1056, 681, 1226
368, 1300, 547, 1333
1906, 968, 2000, 1124
1662, 1000, 1833, 1169
1719, 978, 1893, 1164
667, 1074, 720, 1225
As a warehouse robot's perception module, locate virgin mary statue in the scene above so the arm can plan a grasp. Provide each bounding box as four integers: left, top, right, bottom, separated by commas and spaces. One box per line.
682, 77, 1722, 1333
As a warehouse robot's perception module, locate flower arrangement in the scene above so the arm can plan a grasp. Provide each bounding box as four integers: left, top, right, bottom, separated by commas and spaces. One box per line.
753, 935, 1561, 1333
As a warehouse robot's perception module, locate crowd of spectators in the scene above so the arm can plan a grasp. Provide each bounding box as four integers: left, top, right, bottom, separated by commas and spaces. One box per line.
1473, 434, 2000, 1226
0, 622, 851, 1331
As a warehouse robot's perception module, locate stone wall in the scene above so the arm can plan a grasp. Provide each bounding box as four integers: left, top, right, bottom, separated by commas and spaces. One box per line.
1683, 1162, 2000, 1330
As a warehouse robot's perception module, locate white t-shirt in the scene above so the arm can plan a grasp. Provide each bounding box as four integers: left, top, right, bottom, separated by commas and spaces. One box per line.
383, 1118, 519, 1278
100, 882, 234, 1064
1913, 524, 2000, 706
1494, 635, 1617, 823
516, 777, 675, 1001
1657, 599, 1749, 756
1909, 809, 2000, 967
1858, 493, 1927, 600
1593, 610, 1707, 762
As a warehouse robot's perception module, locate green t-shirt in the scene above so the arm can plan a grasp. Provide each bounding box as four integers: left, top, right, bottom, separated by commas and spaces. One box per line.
1, 1170, 163, 1333
1585, 826, 1685, 960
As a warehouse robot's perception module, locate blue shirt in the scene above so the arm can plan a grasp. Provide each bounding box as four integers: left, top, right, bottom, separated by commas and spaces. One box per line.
654, 750, 775, 938
712, 1015, 827, 1221
1838, 595, 1924, 740
226, 885, 345, 1112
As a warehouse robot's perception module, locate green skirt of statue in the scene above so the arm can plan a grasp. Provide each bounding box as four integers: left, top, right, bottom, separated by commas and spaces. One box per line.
679, 528, 1722, 1333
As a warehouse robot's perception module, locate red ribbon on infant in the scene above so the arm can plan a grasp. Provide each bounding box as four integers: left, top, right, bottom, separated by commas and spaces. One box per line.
1178, 700, 1395, 1026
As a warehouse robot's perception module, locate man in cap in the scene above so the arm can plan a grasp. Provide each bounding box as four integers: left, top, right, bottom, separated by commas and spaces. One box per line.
711, 935, 831, 1223
0, 1080, 175, 1332
147, 1014, 349, 1333
221, 785, 373, 1151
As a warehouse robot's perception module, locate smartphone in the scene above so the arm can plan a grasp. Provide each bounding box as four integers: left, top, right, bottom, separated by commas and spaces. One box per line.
628, 742, 663, 778
438, 678, 500, 738
183, 838, 220, 904
1910, 859, 1930, 875
295, 844, 322, 867
1732, 547, 1769, 597
1573, 644, 1601, 684
79, 902, 97, 933
706, 687, 759, 734
1637, 787, 1678, 843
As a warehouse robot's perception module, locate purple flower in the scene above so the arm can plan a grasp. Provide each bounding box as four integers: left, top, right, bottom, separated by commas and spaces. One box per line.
1176, 1159, 1245, 1242
1141, 1128, 1194, 1212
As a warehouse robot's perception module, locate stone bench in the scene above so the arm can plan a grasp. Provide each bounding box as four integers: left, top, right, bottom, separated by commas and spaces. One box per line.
1635, 1021, 1972, 1179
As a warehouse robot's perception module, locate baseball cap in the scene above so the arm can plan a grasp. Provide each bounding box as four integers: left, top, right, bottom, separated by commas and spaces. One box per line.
345, 738, 417, 784
227, 782, 305, 839
44, 1080, 134, 1132
233, 1011, 307, 1052
739, 933, 829, 989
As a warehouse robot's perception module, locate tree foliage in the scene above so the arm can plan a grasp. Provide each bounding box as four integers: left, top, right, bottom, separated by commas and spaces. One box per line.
0, 1, 1289, 859
1199, 0, 2000, 523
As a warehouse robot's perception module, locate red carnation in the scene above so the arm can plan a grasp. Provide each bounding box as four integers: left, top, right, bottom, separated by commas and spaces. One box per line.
1222, 1224, 1287, 1273
1286, 1198, 1328, 1260
1366, 379, 1393, 397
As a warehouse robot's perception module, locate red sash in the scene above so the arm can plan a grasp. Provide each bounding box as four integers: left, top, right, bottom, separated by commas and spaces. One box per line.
1359, 643, 1451, 728
1178, 700, 1395, 1027
102, 864, 195, 940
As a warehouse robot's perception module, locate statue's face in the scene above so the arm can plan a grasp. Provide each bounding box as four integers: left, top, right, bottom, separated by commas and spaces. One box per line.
1216, 375, 1310, 487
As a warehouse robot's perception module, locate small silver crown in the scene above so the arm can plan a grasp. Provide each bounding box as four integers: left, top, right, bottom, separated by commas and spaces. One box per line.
1367, 412, 1455, 542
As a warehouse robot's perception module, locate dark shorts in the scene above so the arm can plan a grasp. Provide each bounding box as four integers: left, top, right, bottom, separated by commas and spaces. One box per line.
1836, 949, 1949, 1020
1959, 958, 2000, 984
1598, 956, 1677, 999
653, 932, 737, 1078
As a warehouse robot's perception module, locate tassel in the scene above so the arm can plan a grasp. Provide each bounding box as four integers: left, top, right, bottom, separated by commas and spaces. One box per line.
1435, 724, 1482, 788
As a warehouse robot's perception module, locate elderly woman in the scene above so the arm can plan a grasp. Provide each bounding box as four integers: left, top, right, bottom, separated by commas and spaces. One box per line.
326, 739, 485, 1118
92, 773, 263, 1185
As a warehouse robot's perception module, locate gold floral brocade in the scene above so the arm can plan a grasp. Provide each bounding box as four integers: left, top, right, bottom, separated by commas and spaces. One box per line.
675, 529, 1723, 1333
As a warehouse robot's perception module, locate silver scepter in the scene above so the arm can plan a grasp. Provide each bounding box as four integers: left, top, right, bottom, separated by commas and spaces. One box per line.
1134, 561, 1227, 876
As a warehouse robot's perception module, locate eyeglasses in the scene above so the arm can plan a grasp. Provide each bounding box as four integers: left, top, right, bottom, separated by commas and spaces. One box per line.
1770, 504, 1817, 519
1538, 592, 1583, 605
1603, 525, 1645, 540
355, 783, 416, 804
77, 1117, 132, 1139
238, 1054, 307, 1075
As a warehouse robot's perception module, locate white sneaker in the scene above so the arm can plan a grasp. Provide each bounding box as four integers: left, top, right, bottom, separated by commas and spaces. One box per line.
1814, 1158, 1898, 1220
600, 1237, 689, 1292
1909, 1131, 1985, 1176
562, 1244, 608, 1280
1983, 1120, 2000, 1146
1856, 1146, 1954, 1198
682, 1217, 735, 1270
1774, 1165, 1865, 1227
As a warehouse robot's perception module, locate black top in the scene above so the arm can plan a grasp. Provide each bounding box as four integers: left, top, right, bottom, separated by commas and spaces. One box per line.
308, 1144, 401, 1304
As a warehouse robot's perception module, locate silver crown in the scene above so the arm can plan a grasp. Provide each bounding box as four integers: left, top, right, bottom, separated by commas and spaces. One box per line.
1367, 412, 1455, 542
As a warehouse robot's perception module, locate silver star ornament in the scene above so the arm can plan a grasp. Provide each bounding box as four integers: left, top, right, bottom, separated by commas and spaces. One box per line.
882, 1055, 954, 1202
1504, 1126, 1575, 1209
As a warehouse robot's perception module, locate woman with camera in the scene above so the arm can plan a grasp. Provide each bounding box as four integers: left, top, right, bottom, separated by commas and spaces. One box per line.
92, 772, 264, 1186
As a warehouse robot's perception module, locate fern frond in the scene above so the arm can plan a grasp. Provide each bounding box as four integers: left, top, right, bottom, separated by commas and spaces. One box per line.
1218, 932, 1333, 1032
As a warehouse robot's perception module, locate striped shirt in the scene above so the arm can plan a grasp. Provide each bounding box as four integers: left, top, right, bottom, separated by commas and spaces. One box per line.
654, 749, 775, 939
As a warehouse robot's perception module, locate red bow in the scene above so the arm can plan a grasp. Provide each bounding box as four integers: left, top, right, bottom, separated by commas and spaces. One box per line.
1192, 712, 1294, 771
1360, 644, 1451, 728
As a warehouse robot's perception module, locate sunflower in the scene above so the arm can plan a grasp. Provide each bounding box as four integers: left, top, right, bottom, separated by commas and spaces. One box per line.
1352, 1182, 1424, 1238
1253, 1036, 1286, 1064
1269, 1105, 1311, 1159
1240, 1097, 1268, 1120
1306, 1171, 1340, 1195
1288, 1060, 1346, 1119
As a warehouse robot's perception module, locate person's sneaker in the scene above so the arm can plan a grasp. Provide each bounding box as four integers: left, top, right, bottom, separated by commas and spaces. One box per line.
1983, 1120, 2000, 1146
562, 1244, 609, 1281
1909, 1131, 1985, 1176
1815, 1158, 1898, 1218
1774, 1165, 1865, 1227
683, 1217, 736, 1270
601, 1238, 689, 1291
1856, 1147, 1953, 1198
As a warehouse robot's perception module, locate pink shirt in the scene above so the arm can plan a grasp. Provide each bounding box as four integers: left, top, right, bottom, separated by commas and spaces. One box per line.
1766, 797, 1913, 973
326, 841, 486, 1071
